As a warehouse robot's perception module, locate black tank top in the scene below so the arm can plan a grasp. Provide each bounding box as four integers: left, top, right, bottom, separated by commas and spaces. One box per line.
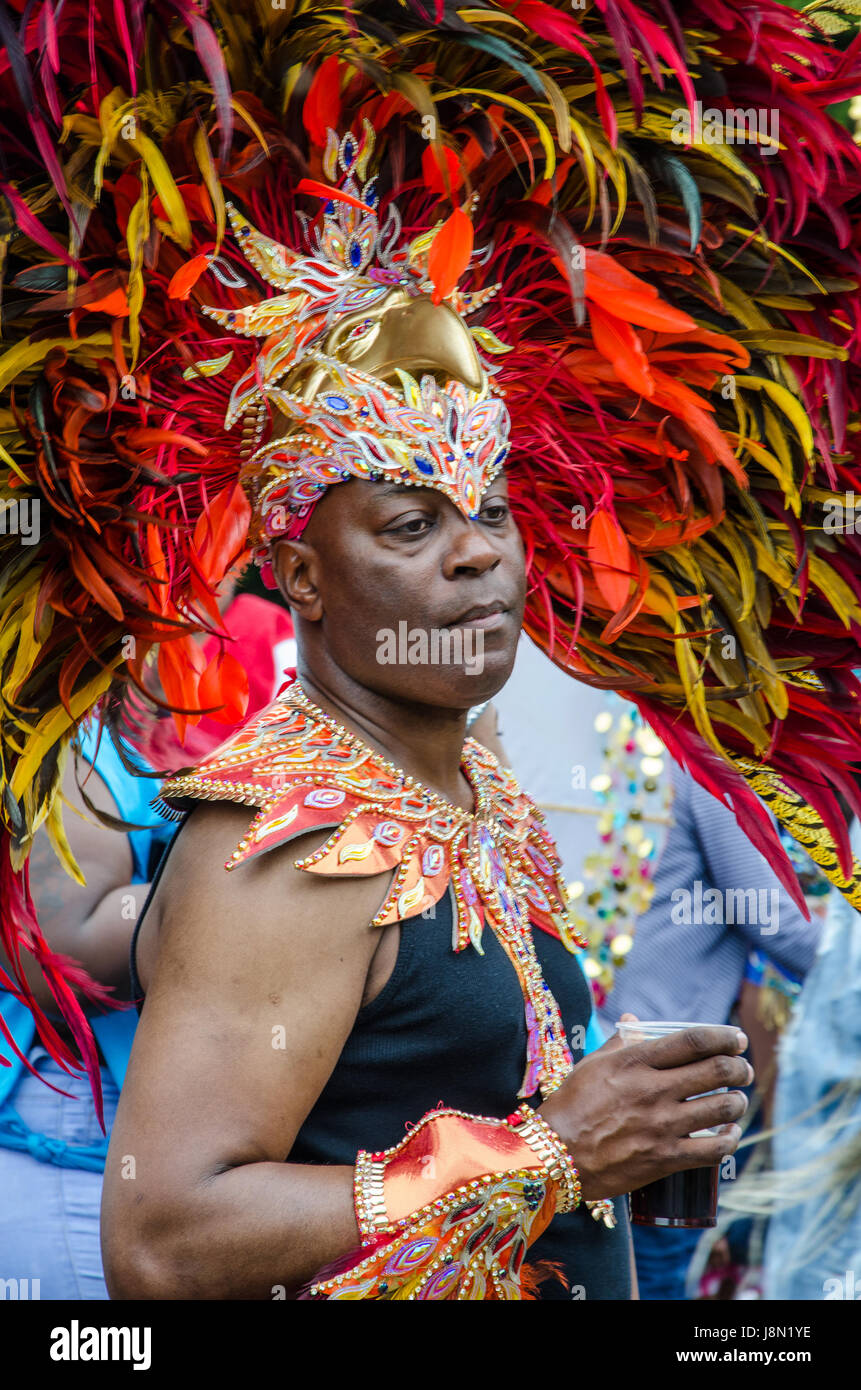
131, 818, 631, 1301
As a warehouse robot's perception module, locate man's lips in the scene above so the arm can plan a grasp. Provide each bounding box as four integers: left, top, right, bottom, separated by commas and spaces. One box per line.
444, 602, 510, 630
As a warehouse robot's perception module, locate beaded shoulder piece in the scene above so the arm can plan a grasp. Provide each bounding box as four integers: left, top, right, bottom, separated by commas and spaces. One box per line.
159, 681, 586, 1098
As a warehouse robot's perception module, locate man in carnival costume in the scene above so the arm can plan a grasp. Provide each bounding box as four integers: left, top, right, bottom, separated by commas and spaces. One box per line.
2, 0, 861, 1300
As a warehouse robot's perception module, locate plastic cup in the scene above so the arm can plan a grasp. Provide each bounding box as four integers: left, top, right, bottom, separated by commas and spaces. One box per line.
615, 1019, 731, 1228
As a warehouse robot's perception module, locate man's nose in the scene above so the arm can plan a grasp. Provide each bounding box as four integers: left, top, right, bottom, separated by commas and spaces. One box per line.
442, 518, 501, 576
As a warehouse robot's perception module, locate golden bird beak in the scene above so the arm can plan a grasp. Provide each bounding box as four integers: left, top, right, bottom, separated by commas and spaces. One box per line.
338, 293, 485, 390
293, 289, 485, 408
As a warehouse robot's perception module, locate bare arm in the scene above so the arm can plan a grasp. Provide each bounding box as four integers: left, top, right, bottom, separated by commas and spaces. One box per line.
0, 758, 139, 1013
101, 801, 393, 1299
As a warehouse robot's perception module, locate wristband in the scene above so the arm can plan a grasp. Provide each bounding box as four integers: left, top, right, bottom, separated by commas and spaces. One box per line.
506, 1104, 615, 1227
504, 1103, 582, 1214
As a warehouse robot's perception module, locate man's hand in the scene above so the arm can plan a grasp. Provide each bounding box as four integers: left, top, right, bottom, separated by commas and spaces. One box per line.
539, 1021, 752, 1200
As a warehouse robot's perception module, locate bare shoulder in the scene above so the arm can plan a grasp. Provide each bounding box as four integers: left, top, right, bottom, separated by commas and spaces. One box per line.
111, 800, 397, 1195
137, 800, 391, 998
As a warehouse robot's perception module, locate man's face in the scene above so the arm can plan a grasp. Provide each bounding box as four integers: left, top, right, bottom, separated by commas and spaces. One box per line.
279, 472, 526, 708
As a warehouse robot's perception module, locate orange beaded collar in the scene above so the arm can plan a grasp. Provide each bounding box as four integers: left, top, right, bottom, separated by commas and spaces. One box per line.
159, 681, 585, 1098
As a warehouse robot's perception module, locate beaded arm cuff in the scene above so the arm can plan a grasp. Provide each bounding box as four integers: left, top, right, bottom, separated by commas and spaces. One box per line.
305, 1107, 577, 1301
507, 1103, 616, 1227
505, 1104, 582, 1213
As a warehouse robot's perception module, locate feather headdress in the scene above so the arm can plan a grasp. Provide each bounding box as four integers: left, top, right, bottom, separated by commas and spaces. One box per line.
3, 0, 861, 1114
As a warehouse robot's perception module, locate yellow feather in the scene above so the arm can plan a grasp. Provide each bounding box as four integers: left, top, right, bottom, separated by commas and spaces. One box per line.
10, 666, 118, 803
0, 605, 24, 670
748, 531, 797, 587
569, 115, 598, 224
632, 111, 762, 190
717, 277, 773, 330
2, 587, 41, 702
642, 581, 681, 626
725, 225, 828, 293
711, 705, 772, 754
676, 630, 725, 756
230, 98, 271, 157
125, 174, 149, 367
665, 542, 708, 600
703, 564, 788, 720
757, 295, 815, 311
648, 575, 723, 753
131, 132, 192, 249
446, 87, 556, 181
689, 141, 764, 189
730, 434, 801, 517
61, 113, 102, 146
95, 88, 126, 194
729, 389, 750, 457
0, 441, 29, 483
0, 334, 109, 395
807, 554, 861, 628
760, 405, 799, 502
707, 525, 757, 620
733, 330, 847, 360
581, 129, 628, 228
44, 790, 87, 887
734, 375, 815, 459
282, 62, 303, 108
0, 568, 46, 644
194, 125, 226, 253
456, 7, 525, 23
539, 70, 573, 154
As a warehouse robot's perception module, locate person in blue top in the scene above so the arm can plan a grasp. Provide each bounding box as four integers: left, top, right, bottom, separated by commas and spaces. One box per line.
0, 725, 174, 1299
762, 814, 861, 1300
599, 763, 822, 1301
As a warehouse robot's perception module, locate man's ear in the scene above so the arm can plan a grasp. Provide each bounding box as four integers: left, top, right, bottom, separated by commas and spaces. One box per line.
271, 539, 324, 621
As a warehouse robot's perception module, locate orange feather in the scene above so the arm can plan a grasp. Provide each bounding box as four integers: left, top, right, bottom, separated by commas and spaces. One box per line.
587, 508, 636, 612
427, 208, 474, 306
168, 254, 211, 301
588, 303, 655, 398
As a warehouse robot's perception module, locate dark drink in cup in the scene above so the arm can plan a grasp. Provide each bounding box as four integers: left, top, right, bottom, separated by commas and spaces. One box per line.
616, 1020, 728, 1229
629, 1162, 718, 1228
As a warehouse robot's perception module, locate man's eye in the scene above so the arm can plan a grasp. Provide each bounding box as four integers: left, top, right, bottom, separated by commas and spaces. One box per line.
388, 516, 434, 536
480, 502, 509, 523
